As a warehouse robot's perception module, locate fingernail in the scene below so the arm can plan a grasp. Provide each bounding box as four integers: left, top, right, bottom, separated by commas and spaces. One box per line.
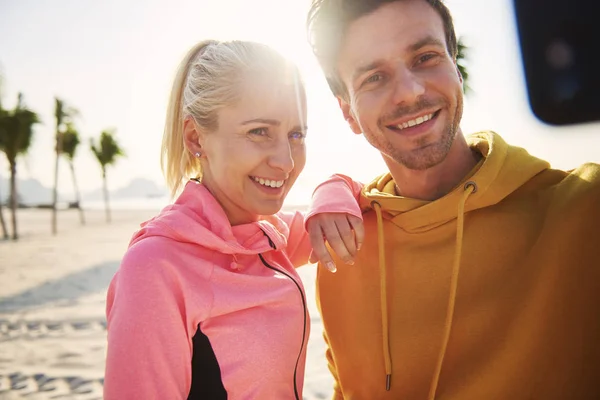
346, 259, 354, 265
326, 262, 337, 273
357, 243, 362, 251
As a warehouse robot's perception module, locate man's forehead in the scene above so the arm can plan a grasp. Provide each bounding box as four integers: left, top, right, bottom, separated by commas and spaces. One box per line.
336, 1, 446, 77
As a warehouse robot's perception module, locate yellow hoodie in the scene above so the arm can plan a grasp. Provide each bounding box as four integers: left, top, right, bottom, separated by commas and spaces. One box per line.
314, 132, 600, 399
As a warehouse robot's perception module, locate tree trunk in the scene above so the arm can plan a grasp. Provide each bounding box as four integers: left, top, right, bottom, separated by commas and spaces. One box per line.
0, 198, 8, 240
102, 169, 111, 223
9, 161, 18, 240
51, 132, 62, 235
69, 161, 85, 225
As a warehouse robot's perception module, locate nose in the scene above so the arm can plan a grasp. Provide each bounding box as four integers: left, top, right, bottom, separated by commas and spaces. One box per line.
268, 138, 295, 174
391, 66, 426, 106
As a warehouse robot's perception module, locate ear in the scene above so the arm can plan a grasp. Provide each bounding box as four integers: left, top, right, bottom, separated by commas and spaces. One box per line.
337, 97, 362, 135
183, 117, 204, 157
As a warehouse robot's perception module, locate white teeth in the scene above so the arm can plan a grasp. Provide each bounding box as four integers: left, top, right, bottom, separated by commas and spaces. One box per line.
253, 177, 284, 188
396, 113, 434, 130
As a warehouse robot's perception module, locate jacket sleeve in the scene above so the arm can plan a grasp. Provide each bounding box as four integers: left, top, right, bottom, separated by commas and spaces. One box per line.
279, 175, 364, 268
104, 240, 209, 399
277, 211, 313, 268
304, 174, 364, 224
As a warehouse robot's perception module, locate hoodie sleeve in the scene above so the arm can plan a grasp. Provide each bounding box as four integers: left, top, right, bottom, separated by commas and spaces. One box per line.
305, 174, 364, 223
104, 239, 211, 399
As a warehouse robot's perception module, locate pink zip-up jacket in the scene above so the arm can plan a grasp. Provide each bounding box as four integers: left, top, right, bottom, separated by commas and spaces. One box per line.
104, 179, 362, 400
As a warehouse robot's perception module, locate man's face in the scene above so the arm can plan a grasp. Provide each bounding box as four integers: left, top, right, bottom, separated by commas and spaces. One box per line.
336, 0, 464, 171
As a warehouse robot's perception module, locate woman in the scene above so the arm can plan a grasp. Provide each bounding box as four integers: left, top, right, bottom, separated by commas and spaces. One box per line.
104, 40, 362, 399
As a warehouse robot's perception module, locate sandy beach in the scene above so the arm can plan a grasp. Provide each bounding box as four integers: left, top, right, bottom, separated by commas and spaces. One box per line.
0, 208, 333, 399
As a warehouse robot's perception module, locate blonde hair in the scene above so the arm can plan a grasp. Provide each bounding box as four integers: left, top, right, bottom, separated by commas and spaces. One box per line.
161, 40, 304, 198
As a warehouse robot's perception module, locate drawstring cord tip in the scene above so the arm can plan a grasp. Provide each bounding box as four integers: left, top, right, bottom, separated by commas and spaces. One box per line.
386, 374, 391, 391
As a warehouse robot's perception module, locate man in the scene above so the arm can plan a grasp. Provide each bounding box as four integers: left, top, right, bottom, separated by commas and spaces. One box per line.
305, 0, 600, 398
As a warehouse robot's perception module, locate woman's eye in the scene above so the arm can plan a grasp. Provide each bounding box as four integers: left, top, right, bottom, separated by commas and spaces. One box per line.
248, 127, 268, 136
289, 131, 306, 142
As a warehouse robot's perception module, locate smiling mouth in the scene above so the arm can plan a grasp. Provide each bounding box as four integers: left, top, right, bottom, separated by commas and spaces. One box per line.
387, 110, 441, 131
250, 176, 285, 188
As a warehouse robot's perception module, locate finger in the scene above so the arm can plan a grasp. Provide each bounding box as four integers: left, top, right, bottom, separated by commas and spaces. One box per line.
334, 217, 357, 258
307, 221, 337, 273
309, 250, 318, 264
348, 215, 365, 251
321, 219, 354, 265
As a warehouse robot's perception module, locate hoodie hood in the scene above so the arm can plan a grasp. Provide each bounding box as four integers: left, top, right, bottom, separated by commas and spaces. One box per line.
129, 180, 290, 255
359, 131, 550, 232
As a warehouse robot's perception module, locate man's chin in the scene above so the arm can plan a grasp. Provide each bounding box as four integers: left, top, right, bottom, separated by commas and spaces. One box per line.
391, 140, 452, 170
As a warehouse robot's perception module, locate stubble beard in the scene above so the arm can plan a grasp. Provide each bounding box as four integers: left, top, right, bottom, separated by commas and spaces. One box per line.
369, 92, 464, 171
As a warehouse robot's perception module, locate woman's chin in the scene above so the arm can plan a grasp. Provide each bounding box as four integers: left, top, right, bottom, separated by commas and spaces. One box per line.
254, 199, 286, 217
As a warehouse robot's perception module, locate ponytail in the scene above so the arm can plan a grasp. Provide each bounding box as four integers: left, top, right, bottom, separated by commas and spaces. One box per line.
161, 40, 217, 198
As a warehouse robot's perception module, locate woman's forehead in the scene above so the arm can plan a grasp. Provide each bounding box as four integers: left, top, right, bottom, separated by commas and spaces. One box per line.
219, 82, 306, 125
231, 75, 306, 118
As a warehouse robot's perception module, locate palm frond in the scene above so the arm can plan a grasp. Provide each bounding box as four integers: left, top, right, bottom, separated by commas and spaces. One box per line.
456, 37, 471, 94
90, 129, 125, 169
59, 122, 81, 160
0, 93, 40, 164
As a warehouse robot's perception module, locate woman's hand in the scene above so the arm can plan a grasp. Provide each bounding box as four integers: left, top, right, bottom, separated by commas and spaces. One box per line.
306, 213, 364, 273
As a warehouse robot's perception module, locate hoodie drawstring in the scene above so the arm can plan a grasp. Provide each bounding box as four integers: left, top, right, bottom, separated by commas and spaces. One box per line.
371, 180, 477, 395
428, 181, 477, 400
371, 200, 392, 391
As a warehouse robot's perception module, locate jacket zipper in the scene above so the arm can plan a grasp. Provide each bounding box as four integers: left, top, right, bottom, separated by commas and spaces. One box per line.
258, 252, 307, 400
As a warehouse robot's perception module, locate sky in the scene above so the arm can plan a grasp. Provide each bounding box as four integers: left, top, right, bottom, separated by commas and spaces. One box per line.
0, 0, 598, 206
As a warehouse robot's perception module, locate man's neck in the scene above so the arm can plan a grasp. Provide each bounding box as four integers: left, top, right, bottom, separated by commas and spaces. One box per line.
386, 133, 481, 201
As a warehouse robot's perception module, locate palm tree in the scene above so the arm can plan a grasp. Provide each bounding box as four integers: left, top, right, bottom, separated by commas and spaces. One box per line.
90, 129, 125, 223
60, 122, 85, 225
0, 93, 39, 240
51, 98, 78, 235
457, 37, 471, 94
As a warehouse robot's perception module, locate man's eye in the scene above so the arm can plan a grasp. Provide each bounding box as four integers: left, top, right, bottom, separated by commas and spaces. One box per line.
417, 53, 437, 64
365, 74, 382, 84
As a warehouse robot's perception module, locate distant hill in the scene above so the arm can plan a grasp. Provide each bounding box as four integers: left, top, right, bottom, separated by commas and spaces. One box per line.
82, 178, 167, 201
1, 176, 166, 206
0, 177, 58, 206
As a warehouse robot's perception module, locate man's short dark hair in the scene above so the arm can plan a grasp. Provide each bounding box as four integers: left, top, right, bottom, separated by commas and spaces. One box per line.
307, 0, 458, 100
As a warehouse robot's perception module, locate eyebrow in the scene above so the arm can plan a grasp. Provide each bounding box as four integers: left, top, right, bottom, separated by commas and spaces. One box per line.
241, 118, 281, 126
352, 60, 385, 84
241, 118, 307, 131
409, 36, 446, 53
351, 36, 446, 83
293, 125, 309, 132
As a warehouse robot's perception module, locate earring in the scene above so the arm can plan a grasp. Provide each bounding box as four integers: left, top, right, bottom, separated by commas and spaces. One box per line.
195, 151, 201, 158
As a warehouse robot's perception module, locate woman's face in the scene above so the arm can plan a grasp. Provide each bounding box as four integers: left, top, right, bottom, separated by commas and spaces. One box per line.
197, 75, 307, 225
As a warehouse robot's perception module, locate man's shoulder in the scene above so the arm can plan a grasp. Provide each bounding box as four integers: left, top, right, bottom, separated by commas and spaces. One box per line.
567, 162, 600, 177
558, 162, 600, 194
531, 162, 600, 221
